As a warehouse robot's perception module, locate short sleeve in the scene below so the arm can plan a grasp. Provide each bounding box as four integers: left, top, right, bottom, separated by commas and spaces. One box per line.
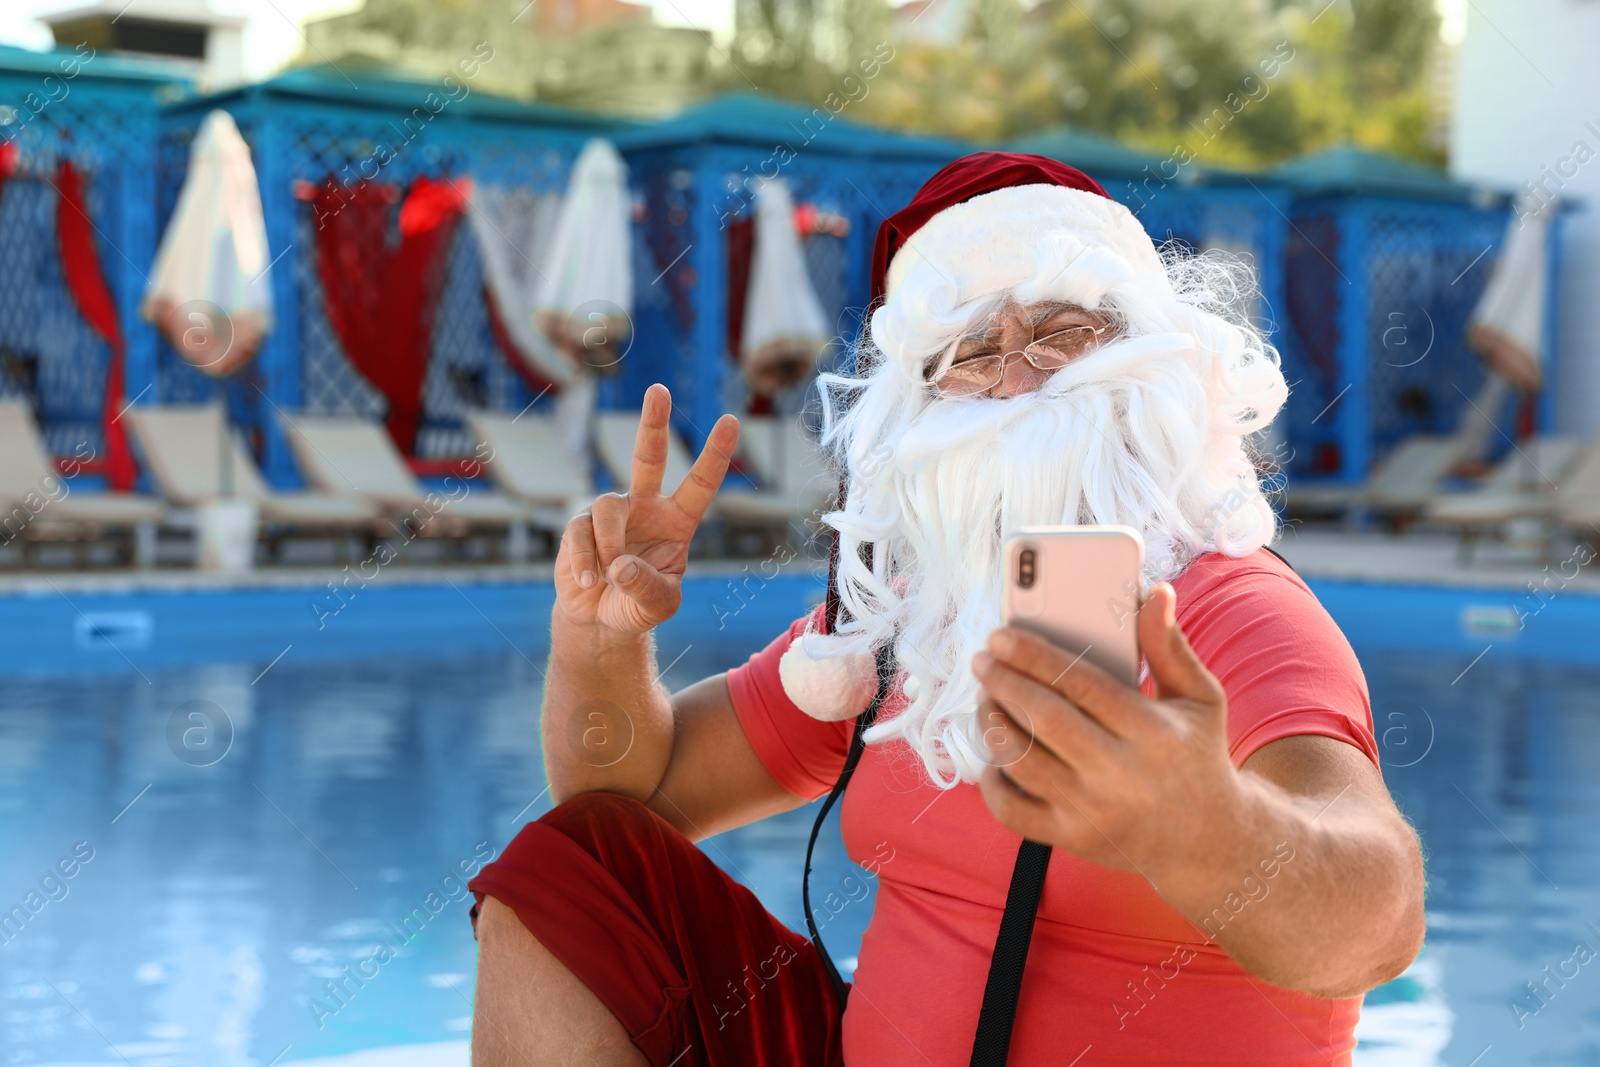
726, 605, 855, 801
1172, 554, 1380, 769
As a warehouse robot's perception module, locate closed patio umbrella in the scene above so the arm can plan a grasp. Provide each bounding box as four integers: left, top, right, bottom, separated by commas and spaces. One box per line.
142, 109, 274, 378
740, 178, 830, 397
1452, 192, 1554, 465
1467, 191, 1552, 393
533, 138, 633, 371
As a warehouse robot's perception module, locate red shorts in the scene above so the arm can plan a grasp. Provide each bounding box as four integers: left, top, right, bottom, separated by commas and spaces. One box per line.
469, 792, 846, 1067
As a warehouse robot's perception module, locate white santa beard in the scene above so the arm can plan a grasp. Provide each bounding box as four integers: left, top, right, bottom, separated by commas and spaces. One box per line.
821, 331, 1276, 787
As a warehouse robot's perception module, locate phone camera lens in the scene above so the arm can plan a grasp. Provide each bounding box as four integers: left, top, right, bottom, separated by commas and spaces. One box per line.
1017, 547, 1036, 589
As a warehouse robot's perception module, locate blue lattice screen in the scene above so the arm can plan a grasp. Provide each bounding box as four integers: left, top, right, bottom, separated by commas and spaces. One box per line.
607, 149, 698, 435
1282, 195, 1516, 484
0, 176, 111, 456
616, 144, 958, 446
1363, 204, 1504, 457
0, 62, 163, 469
1284, 209, 1348, 477
156, 92, 594, 483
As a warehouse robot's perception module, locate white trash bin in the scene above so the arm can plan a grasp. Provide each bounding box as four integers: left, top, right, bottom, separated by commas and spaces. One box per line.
197, 499, 258, 573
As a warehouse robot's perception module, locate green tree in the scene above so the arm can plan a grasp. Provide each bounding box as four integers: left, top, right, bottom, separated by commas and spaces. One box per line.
730, 0, 893, 98
1279, 0, 1443, 162
872, 0, 1440, 164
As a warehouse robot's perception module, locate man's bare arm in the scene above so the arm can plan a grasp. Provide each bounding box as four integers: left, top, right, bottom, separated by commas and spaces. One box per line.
541, 610, 804, 837
1168, 735, 1425, 998
539, 383, 804, 836
540, 611, 674, 804
974, 585, 1425, 1000
645, 674, 809, 839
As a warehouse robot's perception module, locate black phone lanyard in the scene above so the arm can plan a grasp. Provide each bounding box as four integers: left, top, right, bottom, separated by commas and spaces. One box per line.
802, 646, 1051, 1067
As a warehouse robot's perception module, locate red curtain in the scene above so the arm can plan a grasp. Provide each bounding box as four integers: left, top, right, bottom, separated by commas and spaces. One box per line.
55, 160, 137, 491
0, 142, 16, 203
723, 217, 776, 415
312, 176, 467, 453
1516, 393, 1538, 439
724, 215, 754, 364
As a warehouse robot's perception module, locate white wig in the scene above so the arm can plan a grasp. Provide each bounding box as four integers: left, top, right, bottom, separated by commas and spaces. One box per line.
777, 183, 1289, 788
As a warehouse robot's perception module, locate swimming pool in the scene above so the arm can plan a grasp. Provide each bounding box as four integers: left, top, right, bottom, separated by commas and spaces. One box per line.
1, 572, 1596, 1066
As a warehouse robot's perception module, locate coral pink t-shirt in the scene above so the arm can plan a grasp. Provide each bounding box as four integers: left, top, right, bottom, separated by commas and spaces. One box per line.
726, 549, 1379, 1067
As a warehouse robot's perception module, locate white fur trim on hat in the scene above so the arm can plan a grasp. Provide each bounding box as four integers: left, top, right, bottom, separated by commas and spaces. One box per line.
872, 184, 1170, 372
778, 632, 879, 722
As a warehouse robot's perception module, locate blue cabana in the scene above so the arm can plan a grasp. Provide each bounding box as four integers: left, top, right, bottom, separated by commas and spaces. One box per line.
1009, 126, 1166, 185
612, 91, 967, 446
1272, 145, 1550, 485
0, 44, 181, 470
157, 64, 613, 485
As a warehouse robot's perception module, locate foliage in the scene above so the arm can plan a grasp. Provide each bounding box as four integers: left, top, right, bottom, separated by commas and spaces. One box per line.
728, 0, 894, 100
726, 0, 1446, 166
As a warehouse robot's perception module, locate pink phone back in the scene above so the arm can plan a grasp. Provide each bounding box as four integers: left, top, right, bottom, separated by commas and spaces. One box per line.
1001, 526, 1144, 687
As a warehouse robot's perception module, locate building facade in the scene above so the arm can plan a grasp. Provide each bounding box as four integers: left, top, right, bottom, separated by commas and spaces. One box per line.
300, 0, 721, 117
1451, 0, 1600, 435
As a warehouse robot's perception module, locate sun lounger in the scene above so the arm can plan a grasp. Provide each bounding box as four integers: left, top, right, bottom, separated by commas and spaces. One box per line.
1427, 436, 1584, 523
462, 410, 590, 527
0, 399, 163, 565
1286, 436, 1466, 521
593, 410, 803, 521
126, 404, 381, 534
280, 414, 542, 559
1426, 437, 1591, 560
1552, 469, 1600, 544
592, 410, 818, 558
737, 415, 838, 518
1542, 453, 1600, 553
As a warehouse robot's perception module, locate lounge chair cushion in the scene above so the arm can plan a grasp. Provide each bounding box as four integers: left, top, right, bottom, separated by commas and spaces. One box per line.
464, 411, 590, 506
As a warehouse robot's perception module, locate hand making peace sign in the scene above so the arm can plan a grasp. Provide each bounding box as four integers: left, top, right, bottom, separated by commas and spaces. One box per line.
556, 384, 741, 635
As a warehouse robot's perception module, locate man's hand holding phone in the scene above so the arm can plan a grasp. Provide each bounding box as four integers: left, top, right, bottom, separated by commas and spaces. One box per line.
975, 554, 1249, 904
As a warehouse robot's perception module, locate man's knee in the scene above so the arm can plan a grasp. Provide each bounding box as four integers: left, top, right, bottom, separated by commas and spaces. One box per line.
473, 894, 522, 948
540, 790, 664, 840
472, 790, 684, 961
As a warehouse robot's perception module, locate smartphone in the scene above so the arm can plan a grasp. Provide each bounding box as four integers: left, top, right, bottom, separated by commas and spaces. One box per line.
1001, 525, 1144, 687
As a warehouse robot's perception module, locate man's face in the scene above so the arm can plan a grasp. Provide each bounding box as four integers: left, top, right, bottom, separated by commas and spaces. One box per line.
928, 300, 1120, 399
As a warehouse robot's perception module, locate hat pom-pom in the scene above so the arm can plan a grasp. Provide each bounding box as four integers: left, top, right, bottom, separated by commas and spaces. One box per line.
779, 633, 879, 722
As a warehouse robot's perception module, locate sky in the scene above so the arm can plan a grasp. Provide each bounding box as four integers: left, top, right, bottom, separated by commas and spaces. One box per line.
0, 0, 738, 82
1, 0, 1465, 84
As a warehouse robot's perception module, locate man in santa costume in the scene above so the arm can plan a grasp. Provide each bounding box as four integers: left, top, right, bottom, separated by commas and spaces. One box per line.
467, 154, 1424, 1066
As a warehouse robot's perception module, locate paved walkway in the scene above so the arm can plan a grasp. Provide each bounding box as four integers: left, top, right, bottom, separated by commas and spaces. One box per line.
1, 527, 1595, 597
1273, 525, 1600, 594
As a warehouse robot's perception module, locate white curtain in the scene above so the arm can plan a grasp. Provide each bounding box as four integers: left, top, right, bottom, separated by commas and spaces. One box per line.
467, 183, 575, 388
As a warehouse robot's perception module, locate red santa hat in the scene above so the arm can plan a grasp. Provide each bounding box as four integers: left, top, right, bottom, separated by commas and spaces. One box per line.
869, 151, 1113, 304
868, 153, 1171, 379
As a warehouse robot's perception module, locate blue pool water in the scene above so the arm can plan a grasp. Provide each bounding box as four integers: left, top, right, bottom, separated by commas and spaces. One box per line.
0, 574, 1597, 1066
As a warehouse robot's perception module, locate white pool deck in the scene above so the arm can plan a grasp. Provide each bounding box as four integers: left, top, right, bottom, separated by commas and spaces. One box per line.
1272, 524, 1600, 594
0, 526, 1596, 599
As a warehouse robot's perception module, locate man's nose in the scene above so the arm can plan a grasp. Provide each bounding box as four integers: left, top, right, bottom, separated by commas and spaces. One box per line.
993, 352, 1050, 398
998, 318, 1032, 354
990, 318, 1046, 398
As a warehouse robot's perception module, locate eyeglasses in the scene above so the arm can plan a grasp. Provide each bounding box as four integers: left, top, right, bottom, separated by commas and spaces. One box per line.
929, 323, 1113, 398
